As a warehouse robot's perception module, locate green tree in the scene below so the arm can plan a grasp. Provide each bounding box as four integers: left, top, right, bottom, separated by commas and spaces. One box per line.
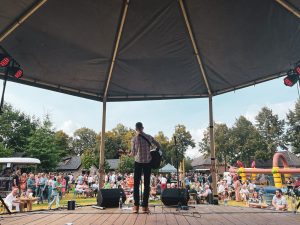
26, 116, 64, 171
0, 142, 13, 157
102, 124, 135, 159
82, 149, 95, 170
184, 157, 193, 171
154, 131, 171, 165
172, 124, 195, 163
55, 130, 72, 156
230, 116, 267, 166
286, 99, 300, 154
118, 155, 134, 173
199, 123, 232, 169
255, 107, 285, 157
72, 127, 97, 155
0, 103, 38, 153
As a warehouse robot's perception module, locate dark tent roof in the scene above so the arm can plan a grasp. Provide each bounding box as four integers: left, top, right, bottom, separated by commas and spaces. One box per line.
57, 156, 81, 171
1, 0, 300, 101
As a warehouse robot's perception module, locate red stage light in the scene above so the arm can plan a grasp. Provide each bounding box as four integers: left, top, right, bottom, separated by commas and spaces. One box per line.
8, 67, 23, 79
284, 70, 299, 87
14, 69, 23, 78
296, 65, 300, 75
0, 54, 10, 67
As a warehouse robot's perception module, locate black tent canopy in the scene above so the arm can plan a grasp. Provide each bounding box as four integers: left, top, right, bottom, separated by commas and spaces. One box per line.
1, 0, 300, 101
1, 0, 300, 201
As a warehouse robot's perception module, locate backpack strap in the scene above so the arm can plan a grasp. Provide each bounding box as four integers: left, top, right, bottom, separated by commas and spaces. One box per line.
139, 134, 152, 147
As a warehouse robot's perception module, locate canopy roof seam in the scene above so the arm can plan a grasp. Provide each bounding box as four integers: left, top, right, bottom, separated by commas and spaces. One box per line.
178, 0, 212, 96
102, 0, 129, 101
0, 0, 48, 42
276, 0, 300, 19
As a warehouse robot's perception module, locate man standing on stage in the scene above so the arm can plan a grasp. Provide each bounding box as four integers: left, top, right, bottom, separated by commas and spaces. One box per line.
130, 122, 160, 213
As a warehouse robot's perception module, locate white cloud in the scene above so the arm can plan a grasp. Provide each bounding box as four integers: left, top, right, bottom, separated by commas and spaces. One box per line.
185, 128, 206, 159
58, 120, 80, 136
244, 100, 295, 123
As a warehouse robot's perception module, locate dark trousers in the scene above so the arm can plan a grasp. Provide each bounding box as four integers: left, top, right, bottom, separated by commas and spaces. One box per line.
134, 162, 151, 207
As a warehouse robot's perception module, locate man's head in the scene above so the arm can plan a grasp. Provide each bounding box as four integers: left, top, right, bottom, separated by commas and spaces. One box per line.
12, 188, 19, 196
135, 122, 144, 132
275, 189, 282, 197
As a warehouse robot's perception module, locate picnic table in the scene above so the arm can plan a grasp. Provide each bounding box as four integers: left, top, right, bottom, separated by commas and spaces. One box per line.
19, 197, 38, 211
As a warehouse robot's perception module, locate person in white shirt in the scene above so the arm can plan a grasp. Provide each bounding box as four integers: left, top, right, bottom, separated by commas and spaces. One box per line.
161, 175, 167, 190
240, 185, 250, 201
272, 189, 288, 211
248, 180, 256, 192
226, 175, 232, 186
218, 180, 226, 198
4, 188, 20, 212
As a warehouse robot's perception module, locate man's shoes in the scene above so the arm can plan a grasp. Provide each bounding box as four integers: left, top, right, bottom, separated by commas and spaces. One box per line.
141, 206, 150, 214
132, 205, 139, 213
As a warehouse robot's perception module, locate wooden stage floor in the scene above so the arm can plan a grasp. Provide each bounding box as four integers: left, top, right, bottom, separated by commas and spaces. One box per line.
1, 205, 299, 225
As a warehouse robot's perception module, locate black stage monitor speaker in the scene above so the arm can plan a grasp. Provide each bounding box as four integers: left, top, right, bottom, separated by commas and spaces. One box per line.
67, 200, 75, 210
161, 188, 189, 206
97, 189, 126, 208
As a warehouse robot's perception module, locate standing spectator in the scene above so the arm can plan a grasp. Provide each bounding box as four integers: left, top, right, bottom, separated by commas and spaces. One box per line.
37, 173, 47, 204
19, 173, 28, 192
233, 176, 241, 201
47, 175, 54, 203
226, 174, 232, 186
77, 173, 83, 185
61, 176, 66, 197
27, 174, 36, 196
64, 174, 70, 193
48, 176, 62, 209
12, 169, 20, 189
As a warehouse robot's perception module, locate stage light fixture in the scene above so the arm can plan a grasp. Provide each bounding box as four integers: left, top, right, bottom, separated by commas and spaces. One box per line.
8, 66, 23, 79
284, 69, 299, 87
0, 53, 10, 67
295, 63, 300, 75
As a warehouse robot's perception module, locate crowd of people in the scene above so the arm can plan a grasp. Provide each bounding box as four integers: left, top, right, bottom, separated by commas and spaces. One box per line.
3, 169, 100, 211
2, 168, 300, 212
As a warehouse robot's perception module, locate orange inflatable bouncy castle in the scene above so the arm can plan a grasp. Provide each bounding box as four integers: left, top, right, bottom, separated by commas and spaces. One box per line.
230, 152, 300, 188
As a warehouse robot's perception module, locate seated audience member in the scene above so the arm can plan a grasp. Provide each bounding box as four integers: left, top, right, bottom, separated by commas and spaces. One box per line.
217, 180, 226, 200
248, 191, 267, 208
74, 183, 84, 196
150, 185, 157, 200
240, 185, 249, 201
258, 187, 264, 199
189, 185, 200, 204
272, 189, 288, 211
199, 185, 212, 199
4, 188, 20, 212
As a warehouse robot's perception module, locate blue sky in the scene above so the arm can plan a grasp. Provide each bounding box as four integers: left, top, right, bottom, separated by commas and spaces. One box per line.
1, 78, 299, 158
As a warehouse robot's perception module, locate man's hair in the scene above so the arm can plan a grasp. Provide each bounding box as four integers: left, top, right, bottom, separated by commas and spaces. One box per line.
276, 189, 282, 194
135, 122, 143, 130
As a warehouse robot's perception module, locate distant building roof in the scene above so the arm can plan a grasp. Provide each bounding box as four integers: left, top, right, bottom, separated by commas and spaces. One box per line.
256, 151, 300, 168
191, 155, 211, 167
57, 156, 81, 171
106, 159, 120, 170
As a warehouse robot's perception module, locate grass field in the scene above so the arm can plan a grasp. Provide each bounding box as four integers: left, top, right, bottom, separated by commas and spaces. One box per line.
1, 192, 299, 213
28, 193, 299, 212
